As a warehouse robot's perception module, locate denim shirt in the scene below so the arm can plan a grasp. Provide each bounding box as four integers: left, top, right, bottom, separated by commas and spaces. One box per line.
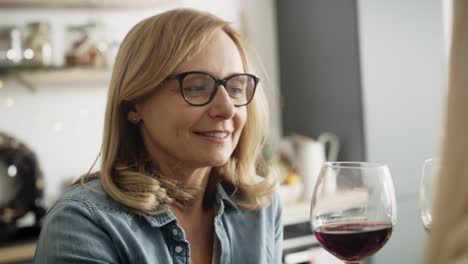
34, 179, 283, 264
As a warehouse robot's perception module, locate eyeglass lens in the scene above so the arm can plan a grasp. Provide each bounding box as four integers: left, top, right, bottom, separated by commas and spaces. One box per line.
181, 73, 255, 106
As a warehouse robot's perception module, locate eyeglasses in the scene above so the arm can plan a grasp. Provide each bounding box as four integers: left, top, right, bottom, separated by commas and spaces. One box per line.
166, 71, 259, 107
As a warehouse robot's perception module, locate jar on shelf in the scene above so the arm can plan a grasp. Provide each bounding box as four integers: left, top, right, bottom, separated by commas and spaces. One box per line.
0, 25, 23, 66
65, 22, 107, 68
23, 22, 52, 66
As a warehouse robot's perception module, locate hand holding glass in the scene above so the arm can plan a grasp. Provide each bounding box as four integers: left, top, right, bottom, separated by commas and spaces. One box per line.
310, 162, 397, 264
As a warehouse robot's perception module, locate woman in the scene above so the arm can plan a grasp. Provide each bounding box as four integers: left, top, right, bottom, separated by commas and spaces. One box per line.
34, 8, 282, 264
425, 1, 468, 263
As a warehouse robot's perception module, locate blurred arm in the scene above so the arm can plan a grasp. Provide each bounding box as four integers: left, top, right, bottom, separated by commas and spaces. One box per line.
425, 0, 468, 263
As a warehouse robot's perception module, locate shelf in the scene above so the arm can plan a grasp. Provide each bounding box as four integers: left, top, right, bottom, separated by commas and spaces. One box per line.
0, 67, 111, 90
0, 0, 175, 9
282, 235, 317, 251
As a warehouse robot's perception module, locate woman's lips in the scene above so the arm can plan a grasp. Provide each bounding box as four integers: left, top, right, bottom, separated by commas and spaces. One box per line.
194, 131, 231, 143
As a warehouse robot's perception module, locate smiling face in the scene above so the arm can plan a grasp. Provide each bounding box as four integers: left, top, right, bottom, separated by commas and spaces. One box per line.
131, 30, 247, 171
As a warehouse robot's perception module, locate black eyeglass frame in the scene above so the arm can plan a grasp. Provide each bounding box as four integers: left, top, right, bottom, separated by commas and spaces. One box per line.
166, 71, 259, 107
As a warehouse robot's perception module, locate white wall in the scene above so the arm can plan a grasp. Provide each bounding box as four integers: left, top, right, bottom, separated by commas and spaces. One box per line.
0, 80, 108, 205
239, 0, 282, 143
0, 0, 281, 206
357, 0, 446, 263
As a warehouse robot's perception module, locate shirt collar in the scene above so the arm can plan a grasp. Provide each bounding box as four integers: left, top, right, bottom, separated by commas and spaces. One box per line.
216, 182, 240, 212
140, 204, 177, 228
141, 182, 240, 227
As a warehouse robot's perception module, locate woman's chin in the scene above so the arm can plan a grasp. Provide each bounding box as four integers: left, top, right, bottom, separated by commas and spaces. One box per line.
205, 155, 231, 167
191, 150, 233, 168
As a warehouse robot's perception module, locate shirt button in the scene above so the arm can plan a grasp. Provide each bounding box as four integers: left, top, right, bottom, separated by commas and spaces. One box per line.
172, 228, 179, 236
175, 245, 184, 254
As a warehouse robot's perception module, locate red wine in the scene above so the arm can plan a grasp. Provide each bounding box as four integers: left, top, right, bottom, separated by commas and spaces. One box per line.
314, 222, 393, 262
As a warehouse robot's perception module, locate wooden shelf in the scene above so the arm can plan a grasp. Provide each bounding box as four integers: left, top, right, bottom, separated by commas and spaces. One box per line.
0, 241, 36, 263
1, 67, 111, 90
0, 0, 175, 9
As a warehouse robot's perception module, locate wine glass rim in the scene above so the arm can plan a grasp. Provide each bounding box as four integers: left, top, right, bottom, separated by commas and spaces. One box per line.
323, 161, 388, 169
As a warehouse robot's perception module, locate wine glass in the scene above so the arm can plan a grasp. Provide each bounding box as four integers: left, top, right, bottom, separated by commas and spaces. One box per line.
310, 162, 397, 264
419, 158, 438, 231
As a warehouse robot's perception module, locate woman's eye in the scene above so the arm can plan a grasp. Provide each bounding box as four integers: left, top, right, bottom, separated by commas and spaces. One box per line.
184, 85, 208, 92
229, 87, 243, 94
227, 87, 245, 98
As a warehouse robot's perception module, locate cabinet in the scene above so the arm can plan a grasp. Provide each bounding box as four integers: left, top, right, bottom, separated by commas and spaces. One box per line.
0, 241, 36, 264
276, 0, 366, 162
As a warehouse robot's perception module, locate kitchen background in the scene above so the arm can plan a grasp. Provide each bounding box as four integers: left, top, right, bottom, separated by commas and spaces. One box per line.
0, 0, 449, 263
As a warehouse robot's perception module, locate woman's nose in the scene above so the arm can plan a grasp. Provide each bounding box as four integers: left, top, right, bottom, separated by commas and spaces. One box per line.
207, 85, 236, 119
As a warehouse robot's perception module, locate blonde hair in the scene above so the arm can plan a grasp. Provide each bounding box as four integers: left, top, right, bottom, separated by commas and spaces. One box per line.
87, 8, 276, 214
425, 1, 468, 263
